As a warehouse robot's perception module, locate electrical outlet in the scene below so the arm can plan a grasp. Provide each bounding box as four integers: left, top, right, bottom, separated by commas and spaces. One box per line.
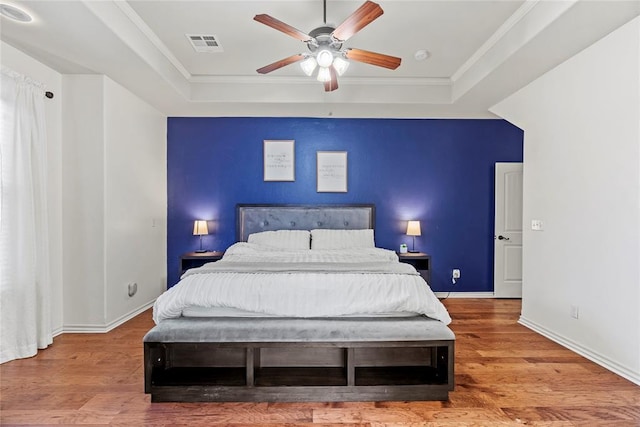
531, 219, 544, 231
127, 282, 137, 297
452, 269, 461, 279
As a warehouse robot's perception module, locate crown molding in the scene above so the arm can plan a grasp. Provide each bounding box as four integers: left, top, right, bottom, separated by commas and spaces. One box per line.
189, 74, 451, 86
451, 0, 540, 83
112, 1, 192, 80
83, 0, 191, 98
451, 0, 578, 101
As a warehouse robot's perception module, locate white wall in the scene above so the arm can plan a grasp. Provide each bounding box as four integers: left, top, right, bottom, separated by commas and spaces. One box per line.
103, 78, 167, 325
61, 76, 106, 327
2, 40, 167, 332
1, 41, 64, 335
62, 75, 167, 330
491, 17, 640, 384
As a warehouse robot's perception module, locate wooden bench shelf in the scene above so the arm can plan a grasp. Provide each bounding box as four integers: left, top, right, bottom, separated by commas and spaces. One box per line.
144, 340, 454, 402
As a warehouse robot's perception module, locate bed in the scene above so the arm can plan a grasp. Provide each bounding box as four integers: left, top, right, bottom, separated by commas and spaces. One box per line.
144, 204, 455, 402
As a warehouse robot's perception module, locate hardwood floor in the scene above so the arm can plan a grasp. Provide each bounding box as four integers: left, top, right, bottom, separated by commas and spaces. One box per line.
1, 299, 639, 426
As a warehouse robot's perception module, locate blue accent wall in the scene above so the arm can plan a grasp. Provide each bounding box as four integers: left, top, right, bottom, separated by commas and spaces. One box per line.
167, 117, 523, 292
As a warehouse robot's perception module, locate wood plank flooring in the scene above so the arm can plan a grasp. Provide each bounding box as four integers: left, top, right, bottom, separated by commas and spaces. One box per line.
2, 299, 639, 426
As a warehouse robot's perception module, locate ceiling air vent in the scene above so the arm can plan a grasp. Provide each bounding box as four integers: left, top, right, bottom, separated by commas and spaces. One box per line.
186, 34, 223, 53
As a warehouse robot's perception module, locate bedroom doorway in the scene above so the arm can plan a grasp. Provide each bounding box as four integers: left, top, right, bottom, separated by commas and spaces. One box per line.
494, 162, 523, 298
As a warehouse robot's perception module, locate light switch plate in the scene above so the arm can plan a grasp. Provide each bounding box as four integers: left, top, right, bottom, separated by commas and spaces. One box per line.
531, 219, 543, 231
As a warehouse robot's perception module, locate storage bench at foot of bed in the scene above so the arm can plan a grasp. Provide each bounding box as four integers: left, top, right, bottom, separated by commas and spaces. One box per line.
143, 317, 455, 402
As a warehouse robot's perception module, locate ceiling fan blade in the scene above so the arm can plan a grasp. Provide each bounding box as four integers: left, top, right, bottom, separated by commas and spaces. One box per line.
331, 1, 384, 42
345, 48, 401, 70
324, 66, 339, 92
254, 14, 313, 42
257, 54, 305, 74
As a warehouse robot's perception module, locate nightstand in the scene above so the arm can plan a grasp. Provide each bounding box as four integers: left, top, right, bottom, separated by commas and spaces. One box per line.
180, 251, 224, 276
398, 252, 431, 284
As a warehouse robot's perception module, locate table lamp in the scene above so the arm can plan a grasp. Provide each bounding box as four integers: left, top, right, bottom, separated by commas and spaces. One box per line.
406, 220, 421, 253
193, 220, 209, 253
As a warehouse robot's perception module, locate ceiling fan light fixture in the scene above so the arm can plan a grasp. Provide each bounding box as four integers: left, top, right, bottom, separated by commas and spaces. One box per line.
333, 56, 349, 76
316, 49, 334, 68
253, 1, 401, 92
300, 56, 317, 76
316, 66, 331, 82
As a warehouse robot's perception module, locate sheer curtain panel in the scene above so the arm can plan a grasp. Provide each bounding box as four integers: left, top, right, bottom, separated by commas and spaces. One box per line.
0, 67, 52, 363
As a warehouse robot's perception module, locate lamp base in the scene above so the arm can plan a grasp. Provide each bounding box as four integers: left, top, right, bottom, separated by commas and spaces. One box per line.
408, 250, 420, 253
195, 249, 207, 253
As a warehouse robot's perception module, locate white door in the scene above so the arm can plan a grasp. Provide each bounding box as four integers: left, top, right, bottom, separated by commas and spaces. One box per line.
494, 162, 523, 298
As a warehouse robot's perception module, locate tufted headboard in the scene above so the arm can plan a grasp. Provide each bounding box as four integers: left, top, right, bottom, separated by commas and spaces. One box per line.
236, 204, 375, 242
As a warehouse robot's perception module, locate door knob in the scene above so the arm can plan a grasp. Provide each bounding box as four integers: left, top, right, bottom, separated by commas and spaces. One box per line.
497, 235, 510, 241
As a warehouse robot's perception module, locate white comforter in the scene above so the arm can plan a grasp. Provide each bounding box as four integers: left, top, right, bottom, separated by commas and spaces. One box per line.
153, 243, 451, 325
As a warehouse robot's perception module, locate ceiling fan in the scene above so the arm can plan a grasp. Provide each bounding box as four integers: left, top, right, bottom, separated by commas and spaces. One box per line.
254, 0, 402, 92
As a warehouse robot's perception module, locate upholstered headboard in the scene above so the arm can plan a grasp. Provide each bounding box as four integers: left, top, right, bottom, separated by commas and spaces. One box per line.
236, 204, 375, 242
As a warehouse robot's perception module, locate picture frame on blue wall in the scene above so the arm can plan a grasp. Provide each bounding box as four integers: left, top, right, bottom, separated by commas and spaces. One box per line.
264, 139, 295, 181
317, 151, 348, 193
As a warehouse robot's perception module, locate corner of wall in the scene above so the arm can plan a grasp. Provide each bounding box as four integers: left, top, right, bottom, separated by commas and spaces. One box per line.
491, 16, 640, 382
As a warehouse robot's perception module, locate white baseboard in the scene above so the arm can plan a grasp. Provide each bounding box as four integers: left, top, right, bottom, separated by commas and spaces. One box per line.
63, 300, 155, 333
435, 291, 495, 298
519, 316, 640, 386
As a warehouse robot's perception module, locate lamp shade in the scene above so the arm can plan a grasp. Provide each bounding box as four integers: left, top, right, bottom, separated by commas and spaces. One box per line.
333, 56, 349, 76
406, 220, 421, 236
193, 220, 209, 236
316, 49, 333, 68
300, 56, 317, 76
316, 66, 331, 82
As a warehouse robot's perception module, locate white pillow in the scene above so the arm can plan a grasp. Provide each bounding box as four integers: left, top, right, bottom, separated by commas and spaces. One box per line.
247, 230, 310, 250
310, 229, 375, 250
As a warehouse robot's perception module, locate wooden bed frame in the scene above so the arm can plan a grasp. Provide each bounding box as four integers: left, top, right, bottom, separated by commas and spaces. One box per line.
144, 204, 455, 402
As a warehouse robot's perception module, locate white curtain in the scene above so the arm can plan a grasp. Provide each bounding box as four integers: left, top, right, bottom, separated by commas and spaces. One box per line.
0, 67, 52, 363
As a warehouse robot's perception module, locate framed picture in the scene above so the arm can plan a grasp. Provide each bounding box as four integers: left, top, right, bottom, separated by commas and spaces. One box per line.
263, 140, 295, 181
317, 151, 348, 193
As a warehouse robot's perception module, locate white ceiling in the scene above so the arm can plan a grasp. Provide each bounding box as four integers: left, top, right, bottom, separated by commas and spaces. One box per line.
1, 0, 639, 117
